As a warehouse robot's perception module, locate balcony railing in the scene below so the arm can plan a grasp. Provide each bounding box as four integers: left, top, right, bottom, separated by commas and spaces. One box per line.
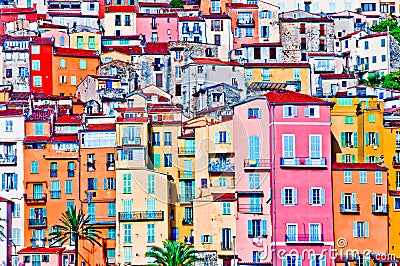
31, 238, 46, 247
107, 257, 116, 264
24, 193, 47, 204
179, 171, 195, 179
209, 160, 235, 173
182, 218, 193, 225
107, 161, 115, 170
244, 159, 270, 169
178, 147, 195, 155
184, 235, 194, 245
237, 18, 255, 27
68, 169, 75, 177
221, 242, 232, 250
50, 190, 61, 199
122, 137, 141, 145
372, 204, 389, 214
50, 169, 57, 177
340, 204, 360, 214
118, 211, 164, 222
179, 194, 194, 203
285, 234, 324, 243
238, 204, 263, 213
28, 218, 47, 227
0, 154, 16, 165
280, 157, 327, 168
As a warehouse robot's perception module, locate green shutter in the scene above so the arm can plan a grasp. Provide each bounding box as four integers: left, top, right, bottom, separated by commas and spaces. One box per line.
365, 132, 369, 145
154, 154, 160, 168
376, 133, 379, 145
341, 154, 346, 163
262, 220, 267, 236
214, 132, 219, 143
79, 59, 87, 69
340, 132, 345, 147
248, 220, 253, 237
351, 154, 356, 163
94, 178, 98, 190
353, 132, 358, 147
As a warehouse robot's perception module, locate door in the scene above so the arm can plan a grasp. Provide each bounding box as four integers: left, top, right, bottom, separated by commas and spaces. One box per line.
344, 194, 352, 210
146, 198, 156, 219
184, 160, 192, 178
185, 139, 195, 154
249, 136, 260, 166
33, 184, 43, 200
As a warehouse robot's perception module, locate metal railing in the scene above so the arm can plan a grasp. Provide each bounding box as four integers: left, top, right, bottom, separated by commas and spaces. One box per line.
118, 211, 164, 221
285, 234, 324, 242
24, 193, 47, 203
122, 137, 141, 145
280, 157, 327, 167
340, 204, 360, 214
372, 204, 389, 214
178, 147, 195, 155
28, 218, 47, 227
238, 204, 263, 213
244, 159, 270, 168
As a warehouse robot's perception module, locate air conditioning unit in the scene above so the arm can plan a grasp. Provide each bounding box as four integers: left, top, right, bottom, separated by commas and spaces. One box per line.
374, 145, 378, 150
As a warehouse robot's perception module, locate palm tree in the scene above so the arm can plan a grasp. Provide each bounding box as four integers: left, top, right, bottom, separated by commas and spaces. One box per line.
49, 206, 102, 266
146, 239, 200, 266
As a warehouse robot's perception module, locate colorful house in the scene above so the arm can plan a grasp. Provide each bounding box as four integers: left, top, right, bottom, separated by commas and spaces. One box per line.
332, 163, 390, 265
267, 90, 334, 266
136, 13, 179, 43
30, 38, 54, 95
103, 6, 137, 36
69, 31, 102, 51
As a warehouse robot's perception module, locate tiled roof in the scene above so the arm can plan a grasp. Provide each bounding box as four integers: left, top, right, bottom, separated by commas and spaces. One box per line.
31, 37, 54, 45
0, 7, 36, 14
85, 123, 116, 131
54, 47, 99, 58
280, 16, 333, 22
332, 162, 387, 171
117, 116, 148, 123
339, 30, 365, 40
212, 193, 236, 201
18, 247, 65, 254
105, 6, 138, 12
0, 196, 10, 201
203, 14, 230, 19
48, 12, 98, 18
241, 42, 282, 47
40, 23, 69, 29
191, 57, 241, 66
265, 89, 329, 104
320, 73, 357, 79
104, 42, 169, 55
50, 134, 78, 143
307, 52, 335, 56
102, 35, 141, 40
26, 109, 54, 121
179, 132, 195, 139
56, 115, 81, 124
229, 3, 258, 9
24, 136, 50, 143
360, 32, 387, 39
244, 62, 310, 68
115, 107, 147, 112
0, 34, 9, 45
136, 13, 178, 18
139, 2, 171, 7
178, 16, 204, 21
0, 109, 23, 117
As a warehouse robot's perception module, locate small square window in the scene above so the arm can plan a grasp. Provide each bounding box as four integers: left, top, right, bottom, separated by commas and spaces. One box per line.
248, 108, 261, 119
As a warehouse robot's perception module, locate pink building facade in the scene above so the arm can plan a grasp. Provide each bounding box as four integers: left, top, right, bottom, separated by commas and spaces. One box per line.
233, 96, 272, 265
266, 90, 334, 266
135, 13, 179, 43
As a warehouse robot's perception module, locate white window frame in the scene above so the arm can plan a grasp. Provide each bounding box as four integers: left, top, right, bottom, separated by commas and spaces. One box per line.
344, 171, 352, 184
309, 223, 321, 242
394, 197, 400, 210
285, 223, 298, 242
309, 134, 321, 159
359, 171, 367, 184
375, 171, 383, 184
305, 105, 320, 118
283, 105, 297, 118
282, 134, 295, 159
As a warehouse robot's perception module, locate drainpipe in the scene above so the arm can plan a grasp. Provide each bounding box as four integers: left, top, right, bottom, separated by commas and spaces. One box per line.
270, 103, 277, 265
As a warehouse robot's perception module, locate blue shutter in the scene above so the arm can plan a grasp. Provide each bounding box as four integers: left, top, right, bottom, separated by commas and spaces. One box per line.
309, 188, 312, 205
310, 255, 315, 266
321, 189, 325, 205
293, 188, 298, 204
13, 174, 17, 190
180, 181, 185, 202
321, 256, 326, 266
104, 178, 107, 190
304, 108, 310, 117
214, 132, 219, 143
248, 220, 253, 237
43, 208, 47, 217
376, 133, 379, 145
341, 192, 344, 204
248, 108, 252, 118
262, 220, 267, 236
365, 222, 369, 237
297, 256, 302, 266
293, 106, 297, 116
1, 174, 5, 190
209, 235, 213, 243
227, 132, 231, 143
30, 208, 34, 218
282, 256, 287, 266
200, 235, 204, 244
353, 221, 358, 237
93, 178, 98, 190
352, 193, 357, 204
365, 133, 369, 145
281, 188, 285, 205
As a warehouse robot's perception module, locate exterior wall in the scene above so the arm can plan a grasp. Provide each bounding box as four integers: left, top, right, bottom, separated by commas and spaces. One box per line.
41, 30, 69, 48
233, 97, 272, 264
204, 16, 232, 60
319, 78, 358, 95
199, 0, 231, 15
270, 99, 334, 265
50, 16, 99, 30
30, 43, 53, 95
137, 54, 172, 93
332, 167, 389, 262
178, 19, 207, 43
0, 114, 25, 265
257, 2, 280, 43
103, 10, 136, 36
241, 45, 283, 64
136, 14, 179, 43
101, 51, 132, 63
0, 200, 12, 266
229, 6, 259, 49
69, 32, 102, 51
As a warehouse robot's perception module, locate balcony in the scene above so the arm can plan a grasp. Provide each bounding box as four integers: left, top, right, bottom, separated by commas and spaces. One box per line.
24, 193, 47, 204
221, 242, 232, 250
122, 137, 141, 145
238, 204, 263, 214
237, 18, 255, 27
340, 204, 360, 214
178, 147, 195, 155
118, 211, 164, 222
184, 235, 194, 245
372, 204, 389, 215
68, 169, 75, 177
179, 194, 194, 203
107, 161, 115, 170
179, 171, 195, 179
31, 238, 46, 247
209, 160, 235, 173
50, 190, 61, 199
244, 159, 270, 170
280, 157, 327, 168
182, 218, 193, 225
50, 169, 57, 177
28, 218, 47, 227
285, 234, 324, 243
0, 154, 16, 165
393, 160, 400, 169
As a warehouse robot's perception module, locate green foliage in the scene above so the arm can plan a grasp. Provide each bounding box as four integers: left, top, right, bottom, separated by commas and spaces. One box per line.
170, 0, 183, 8
382, 72, 400, 89
49, 206, 102, 266
370, 18, 400, 43
146, 240, 201, 266
367, 73, 381, 86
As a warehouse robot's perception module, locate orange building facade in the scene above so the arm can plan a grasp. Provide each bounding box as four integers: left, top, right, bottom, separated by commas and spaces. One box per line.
227, 3, 259, 49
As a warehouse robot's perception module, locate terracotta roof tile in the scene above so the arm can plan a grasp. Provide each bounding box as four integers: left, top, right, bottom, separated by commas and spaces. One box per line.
24, 136, 50, 143
191, 57, 240, 66
18, 247, 65, 254
26, 109, 54, 121
85, 123, 116, 131
178, 16, 204, 21
105, 5, 138, 12
265, 89, 329, 104
245, 62, 310, 68
212, 193, 236, 201
50, 134, 78, 143
139, 2, 171, 7
360, 32, 387, 39
332, 162, 387, 170
56, 115, 81, 124
54, 47, 100, 58
241, 42, 282, 47
320, 73, 357, 79
0, 109, 23, 117
229, 3, 258, 8
339, 30, 366, 40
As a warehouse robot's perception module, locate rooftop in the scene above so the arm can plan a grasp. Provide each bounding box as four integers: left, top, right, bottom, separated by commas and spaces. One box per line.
265, 89, 330, 105
84, 123, 116, 131
54, 47, 99, 58
332, 162, 387, 171
55, 115, 81, 124
18, 247, 65, 254
191, 57, 241, 66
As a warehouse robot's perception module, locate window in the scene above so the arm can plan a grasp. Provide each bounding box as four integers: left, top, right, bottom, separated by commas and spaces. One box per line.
12, 228, 21, 245
164, 154, 172, 167
50, 162, 57, 177
108, 202, 116, 217
366, 132, 379, 146
249, 174, 260, 189
176, 67, 182, 79
373, 193, 387, 212
222, 202, 231, 214
309, 188, 325, 205
59, 58, 66, 68
115, 15, 121, 26
65, 180, 72, 194
283, 106, 297, 118
124, 224, 132, 242
33, 76, 42, 87
375, 171, 383, 184
125, 15, 131, 26
32, 60, 40, 71
148, 174, 155, 194
360, 171, 367, 184
87, 154, 95, 171
201, 235, 213, 243
219, 177, 226, 186
353, 222, 369, 238
382, 55, 387, 62
153, 154, 161, 168
147, 224, 155, 242
283, 135, 295, 158
123, 174, 132, 194
88, 36, 96, 49
282, 187, 297, 205
60, 37, 65, 46
222, 228, 231, 250
32, 45, 40, 54
368, 114, 375, 123
12, 203, 21, 218
66, 201, 74, 211
211, 0, 220, 13
51, 181, 61, 199
104, 177, 115, 190
152, 32, 158, 42
245, 28, 253, 37
248, 108, 261, 119
163, 132, 172, 146
124, 247, 132, 263
253, 47, 261, 59
340, 132, 358, 148
246, 68, 253, 79
344, 171, 352, 183
309, 135, 321, 159
88, 178, 97, 190
344, 116, 354, 124
215, 131, 230, 144
395, 198, 400, 210
262, 68, 270, 81
234, 28, 242, 37
79, 59, 87, 69
77, 36, 84, 48
364, 41, 369, 50
293, 69, 300, 80
285, 224, 298, 241
68, 162, 75, 177
261, 26, 270, 38
214, 34, 221, 45
305, 106, 319, 118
